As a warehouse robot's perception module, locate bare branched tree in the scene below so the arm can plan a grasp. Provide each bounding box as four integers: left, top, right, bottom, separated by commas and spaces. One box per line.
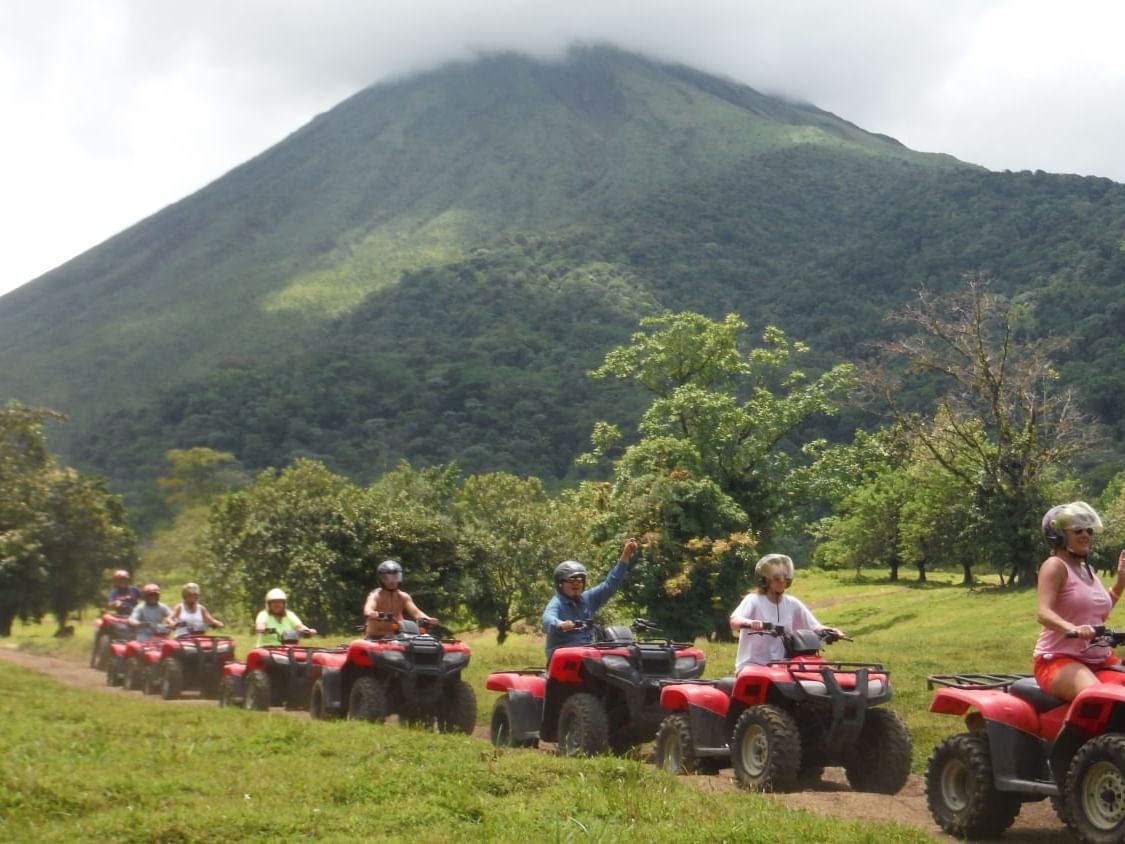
866, 272, 1101, 585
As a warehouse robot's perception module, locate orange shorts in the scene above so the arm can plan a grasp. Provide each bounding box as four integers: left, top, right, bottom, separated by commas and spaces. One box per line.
1034, 653, 1122, 693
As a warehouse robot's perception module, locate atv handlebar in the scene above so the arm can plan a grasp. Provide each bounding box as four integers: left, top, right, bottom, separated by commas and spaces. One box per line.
1064, 625, 1125, 649
739, 622, 850, 644
366, 611, 439, 626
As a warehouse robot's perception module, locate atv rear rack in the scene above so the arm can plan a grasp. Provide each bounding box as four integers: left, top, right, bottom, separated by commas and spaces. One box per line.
927, 672, 1031, 692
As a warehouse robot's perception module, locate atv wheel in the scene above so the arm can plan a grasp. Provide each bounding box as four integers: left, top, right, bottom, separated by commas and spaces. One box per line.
123, 659, 142, 691
731, 705, 801, 792
106, 657, 123, 687
438, 680, 477, 735
245, 670, 271, 712
654, 714, 704, 775
161, 659, 184, 700
309, 678, 339, 720
348, 676, 389, 723
143, 665, 161, 696
557, 692, 609, 757
1066, 733, 1125, 844
925, 732, 1020, 838
490, 697, 536, 748
218, 675, 237, 708
844, 708, 913, 794
94, 636, 113, 672
793, 708, 827, 784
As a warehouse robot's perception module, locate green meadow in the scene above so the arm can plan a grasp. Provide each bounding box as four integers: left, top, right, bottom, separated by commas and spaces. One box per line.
1, 569, 1068, 841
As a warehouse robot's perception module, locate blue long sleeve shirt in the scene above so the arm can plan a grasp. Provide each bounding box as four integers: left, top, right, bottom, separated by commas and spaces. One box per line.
541, 560, 629, 657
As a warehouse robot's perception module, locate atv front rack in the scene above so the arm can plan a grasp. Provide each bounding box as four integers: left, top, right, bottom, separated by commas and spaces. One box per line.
927, 672, 1031, 692
769, 658, 886, 673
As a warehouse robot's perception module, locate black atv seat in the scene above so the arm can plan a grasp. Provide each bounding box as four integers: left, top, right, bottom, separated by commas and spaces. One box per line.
1009, 677, 1066, 713
714, 676, 736, 696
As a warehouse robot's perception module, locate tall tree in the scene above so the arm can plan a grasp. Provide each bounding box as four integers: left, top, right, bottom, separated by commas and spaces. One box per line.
0, 402, 135, 635
456, 473, 595, 643
583, 312, 854, 638
206, 459, 464, 630
869, 275, 1098, 585
38, 468, 136, 632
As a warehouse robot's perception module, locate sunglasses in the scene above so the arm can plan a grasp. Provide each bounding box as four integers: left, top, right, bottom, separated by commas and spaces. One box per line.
1069, 527, 1095, 536
563, 575, 587, 584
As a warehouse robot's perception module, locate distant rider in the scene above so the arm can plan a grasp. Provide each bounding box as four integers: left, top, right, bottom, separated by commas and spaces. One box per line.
168, 582, 224, 637
730, 554, 844, 670
107, 569, 142, 615
255, 588, 317, 646
363, 560, 437, 637
541, 538, 638, 658
128, 583, 172, 641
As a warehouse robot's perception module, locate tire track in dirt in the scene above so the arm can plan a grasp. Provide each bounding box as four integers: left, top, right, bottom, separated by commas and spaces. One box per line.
0, 646, 1070, 842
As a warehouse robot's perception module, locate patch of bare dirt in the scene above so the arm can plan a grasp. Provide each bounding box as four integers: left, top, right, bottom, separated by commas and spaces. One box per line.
0, 647, 1071, 841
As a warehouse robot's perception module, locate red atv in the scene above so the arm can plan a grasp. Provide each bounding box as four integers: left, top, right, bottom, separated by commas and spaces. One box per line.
306, 615, 476, 733
156, 622, 235, 700
926, 626, 1125, 842
219, 629, 341, 711
486, 618, 707, 756
91, 610, 134, 671
654, 623, 911, 794
107, 623, 171, 693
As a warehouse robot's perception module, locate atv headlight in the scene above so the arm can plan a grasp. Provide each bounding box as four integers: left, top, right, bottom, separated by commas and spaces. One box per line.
674, 655, 699, 674
442, 651, 468, 669
601, 655, 632, 673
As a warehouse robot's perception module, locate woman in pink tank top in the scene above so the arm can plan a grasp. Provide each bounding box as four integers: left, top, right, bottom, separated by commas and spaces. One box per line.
1034, 501, 1125, 698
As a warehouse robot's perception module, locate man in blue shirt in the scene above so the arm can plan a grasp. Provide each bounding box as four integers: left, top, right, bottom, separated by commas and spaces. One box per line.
541, 538, 638, 658
106, 569, 142, 614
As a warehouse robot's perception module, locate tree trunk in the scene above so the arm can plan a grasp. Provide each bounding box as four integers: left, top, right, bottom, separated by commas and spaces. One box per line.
961, 563, 973, 586
0, 607, 14, 637
888, 559, 899, 582
495, 616, 509, 645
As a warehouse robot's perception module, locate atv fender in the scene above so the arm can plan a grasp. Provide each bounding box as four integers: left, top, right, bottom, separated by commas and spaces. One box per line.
486, 672, 546, 699
318, 668, 345, 714
226, 673, 245, 701
1066, 681, 1125, 734
930, 687, 1041, 734
660, 682, 730, 718
503, 689, 544, 741
223, 662, 247, 679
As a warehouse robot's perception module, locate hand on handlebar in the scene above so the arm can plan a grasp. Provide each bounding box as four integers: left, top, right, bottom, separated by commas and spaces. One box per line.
560, 619, 594, 633
1066, 625, 1099, 641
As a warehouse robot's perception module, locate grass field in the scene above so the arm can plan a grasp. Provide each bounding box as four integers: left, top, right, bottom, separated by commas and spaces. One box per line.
1, 569, 1068, 841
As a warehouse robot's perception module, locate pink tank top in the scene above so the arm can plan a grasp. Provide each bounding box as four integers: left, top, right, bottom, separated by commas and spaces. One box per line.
1034, 558, 1113, 663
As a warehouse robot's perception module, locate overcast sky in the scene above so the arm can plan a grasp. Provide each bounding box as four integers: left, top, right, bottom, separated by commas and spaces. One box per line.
3, 0, 1125, 299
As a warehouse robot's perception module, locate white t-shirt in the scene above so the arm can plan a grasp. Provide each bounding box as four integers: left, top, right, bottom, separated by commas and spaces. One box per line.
174, 603, 206, 635
731, 592, 822, 671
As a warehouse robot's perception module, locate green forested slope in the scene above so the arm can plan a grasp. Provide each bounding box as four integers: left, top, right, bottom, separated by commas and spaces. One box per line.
74, 150, 1125, 515
0, 48, 952, 419
2, 47, 1123, 512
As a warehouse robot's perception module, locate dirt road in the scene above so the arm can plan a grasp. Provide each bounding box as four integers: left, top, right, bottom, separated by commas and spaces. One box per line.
0, 646, 1070, 842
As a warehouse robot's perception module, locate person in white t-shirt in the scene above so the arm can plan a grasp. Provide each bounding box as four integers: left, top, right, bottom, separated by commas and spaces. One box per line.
729, 554, 844, 671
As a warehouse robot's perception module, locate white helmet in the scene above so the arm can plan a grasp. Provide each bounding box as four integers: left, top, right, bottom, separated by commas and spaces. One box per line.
265, 588, 287, 603
755, 554, 795, 587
